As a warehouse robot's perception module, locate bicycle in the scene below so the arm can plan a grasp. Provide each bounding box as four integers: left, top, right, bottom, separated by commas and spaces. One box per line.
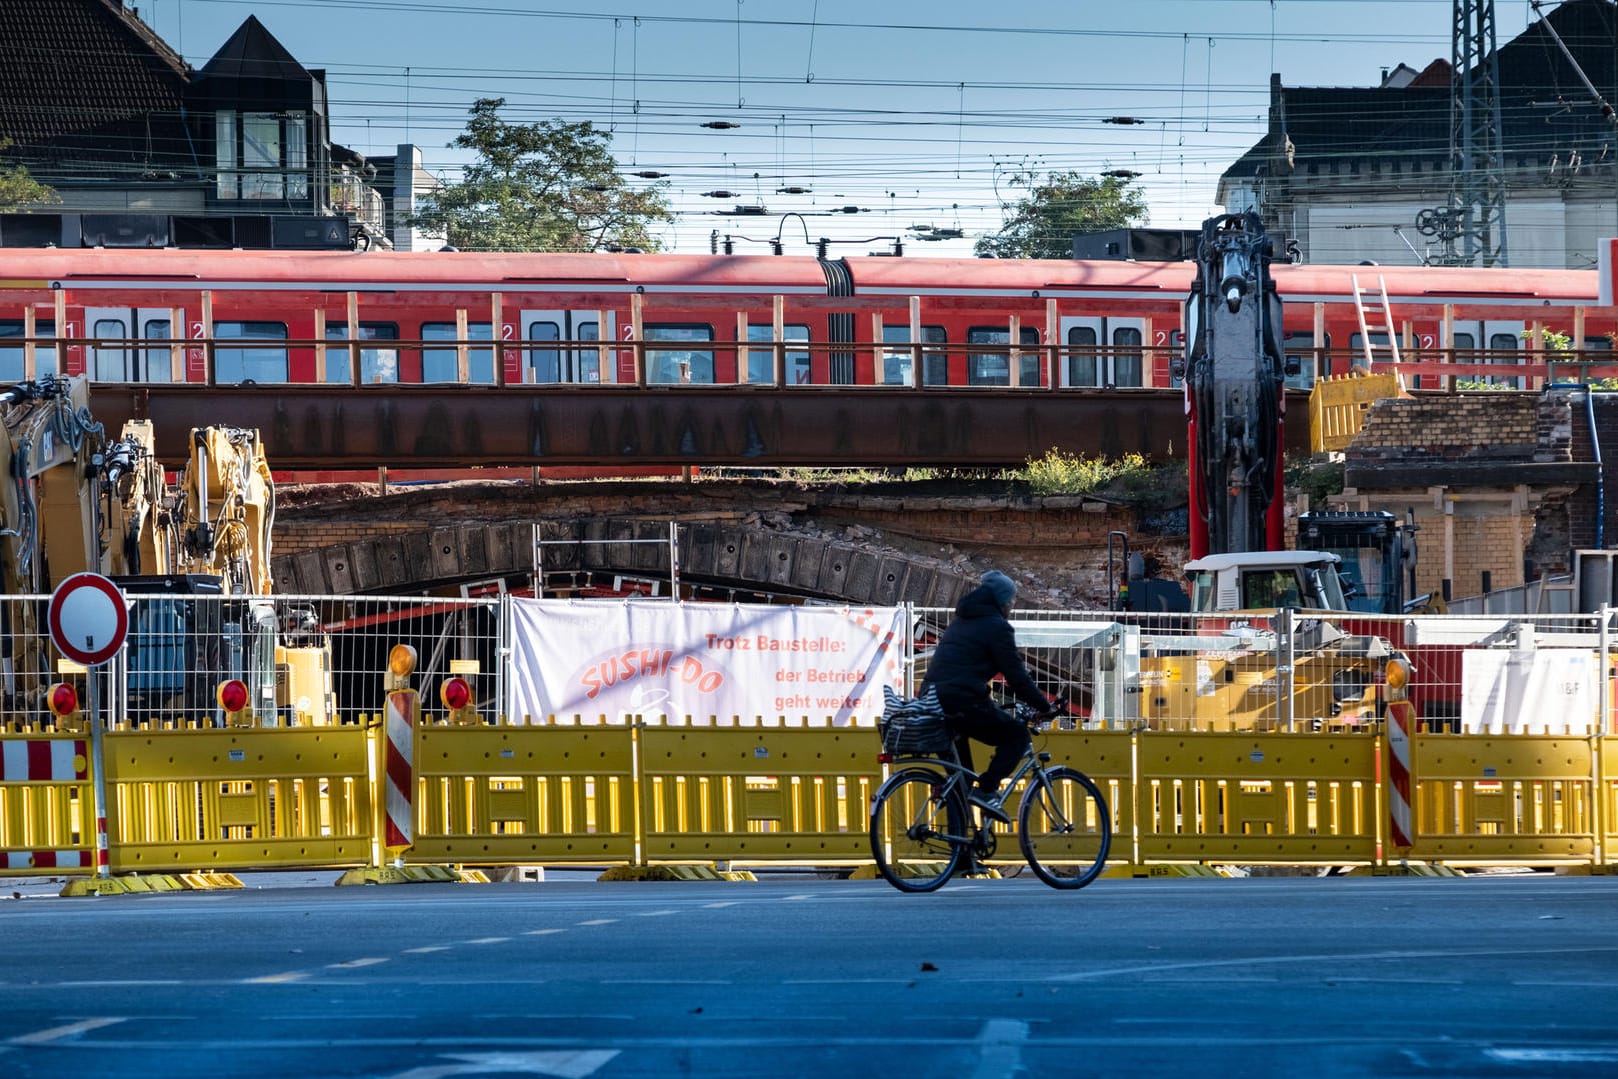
868, 698, 1112, 893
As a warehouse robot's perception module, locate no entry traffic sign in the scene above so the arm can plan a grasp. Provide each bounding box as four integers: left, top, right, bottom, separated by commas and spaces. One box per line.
47, 573, 129, 668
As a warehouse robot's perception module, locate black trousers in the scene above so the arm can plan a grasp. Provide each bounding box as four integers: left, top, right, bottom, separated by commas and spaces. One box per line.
934, 689, 1031, 792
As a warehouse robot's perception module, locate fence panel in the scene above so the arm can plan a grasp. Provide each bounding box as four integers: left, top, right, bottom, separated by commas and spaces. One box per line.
1135, 732, 1380, 866
103, 726, 371, 871
638, 720, 880, 864
1408, 735, 1596, 864
0, 736, 93, 874
409, 721, 638, 865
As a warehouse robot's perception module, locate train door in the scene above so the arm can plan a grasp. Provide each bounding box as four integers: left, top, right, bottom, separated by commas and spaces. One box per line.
1451, 318, 1523, 388
1059, 317, 1144, 387
84, 306, 177, 382
520, 309, 613, 384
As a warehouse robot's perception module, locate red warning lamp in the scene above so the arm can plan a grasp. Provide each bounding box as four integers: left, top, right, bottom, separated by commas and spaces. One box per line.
47, 682, 79, 717
217, 679, 250, 713
440, 676, 472, 711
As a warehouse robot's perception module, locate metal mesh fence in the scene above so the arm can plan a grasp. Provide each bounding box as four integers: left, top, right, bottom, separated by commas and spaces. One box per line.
917, 605, 1614, 734
1, 592, 502, 730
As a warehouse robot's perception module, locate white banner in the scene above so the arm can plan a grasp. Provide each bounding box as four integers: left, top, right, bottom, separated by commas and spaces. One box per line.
507, 599, 907, 724
1461, 650, 1599, 734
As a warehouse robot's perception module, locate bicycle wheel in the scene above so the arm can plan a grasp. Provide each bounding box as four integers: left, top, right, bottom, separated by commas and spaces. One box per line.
869, 767, 967, 892
1018, 766, 1111, 890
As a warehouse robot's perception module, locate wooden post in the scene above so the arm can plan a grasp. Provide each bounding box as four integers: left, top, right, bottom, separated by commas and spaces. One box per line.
491, 293, 505, 387
773, 295, 785, 386
1442, 303, 1455, 390
1046, 298, 1058, 389
347, 291, 361, 386
630, 292, 645, 387
736, 310, 749, 384
23, 307, 35, 379
455, 309, 470, 383
597, 309, 610, 384
201, 291, 215, 385
1313, 301, 1326, 382
908, 296, 921, 389
1008, 314, 1021, 388
1574, 307, 1587, 382
169, 306, 184, 382
52, 290, 66, 376
313, 307, 327, 382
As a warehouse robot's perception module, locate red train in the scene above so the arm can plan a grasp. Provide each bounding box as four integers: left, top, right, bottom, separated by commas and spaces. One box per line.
0, 248, 1611, 391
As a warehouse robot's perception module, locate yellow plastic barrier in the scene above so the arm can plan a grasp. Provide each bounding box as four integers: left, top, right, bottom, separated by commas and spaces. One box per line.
409, 722, 637, 865
1309, 371, 1406, 453
637, 721, 880, 864
102, 726, 372, 872
0, 735, 93, 875
1133, 732, 1380, 866
1409, 735, 1597, 865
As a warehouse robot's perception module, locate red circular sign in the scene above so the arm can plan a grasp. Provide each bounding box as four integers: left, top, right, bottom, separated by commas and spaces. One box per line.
47, 573, 129, 667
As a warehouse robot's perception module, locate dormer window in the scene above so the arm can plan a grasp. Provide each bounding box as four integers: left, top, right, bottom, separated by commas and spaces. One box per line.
216, 110, 308, 200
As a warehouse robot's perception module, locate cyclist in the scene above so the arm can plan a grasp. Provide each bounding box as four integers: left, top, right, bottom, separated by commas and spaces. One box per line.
921, 570, 1057, 823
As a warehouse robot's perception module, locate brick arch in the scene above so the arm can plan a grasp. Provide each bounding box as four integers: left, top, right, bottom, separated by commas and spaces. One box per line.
271, 517, 976, 607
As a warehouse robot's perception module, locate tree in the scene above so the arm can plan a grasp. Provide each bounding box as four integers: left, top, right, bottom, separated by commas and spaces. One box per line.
409, 98, 672, 252
0, 139, 57, 211
975, 170, 1146, 260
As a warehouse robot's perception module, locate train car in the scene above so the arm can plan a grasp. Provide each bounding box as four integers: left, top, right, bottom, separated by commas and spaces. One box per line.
0, 248, 1610, 392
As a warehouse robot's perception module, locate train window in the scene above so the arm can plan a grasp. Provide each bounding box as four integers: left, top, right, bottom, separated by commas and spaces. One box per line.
141, 318, 173, 383
1066, 326, 1098, 386
745, 324, 810, 384
1584, 336, 1612, 351
1112, 326, 1143, 388
0, 320, 55, 380
1488, 331, 1522, 388
214, 321, 288, 384
1283, 332, 1324, 389
422, 322, 494, 383
881, 325, 947, 385
644, 324, 715, 384
325, 323, 399, 383
967, 327, 1039, 387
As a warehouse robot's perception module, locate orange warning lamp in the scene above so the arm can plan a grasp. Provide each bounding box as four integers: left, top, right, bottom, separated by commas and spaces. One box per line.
388, 643, 418, 682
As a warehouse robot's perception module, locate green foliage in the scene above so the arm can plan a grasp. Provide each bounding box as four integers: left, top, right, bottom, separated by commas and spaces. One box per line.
408, 98, 673, 252
0, 139, 56, 211
975, 170, 1147, 260
1014, 450, 1160, 496
1285, 454, 1344, 510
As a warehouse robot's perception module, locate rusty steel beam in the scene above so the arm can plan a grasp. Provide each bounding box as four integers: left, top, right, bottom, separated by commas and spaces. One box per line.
87, 384, 1312, 470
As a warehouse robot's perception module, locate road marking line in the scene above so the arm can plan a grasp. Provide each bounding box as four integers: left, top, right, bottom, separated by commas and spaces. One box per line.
10, 1017, 127, 1044
576, 918, 617, 926
465, 937, 511, 944
402, 946, 453, 954
245, 972, 310, 984
970, 1019, 1028, 1079
701, 902, 738, 908
782, 894, 814, 901
329, 957, 390, 969
636, 910, 678, 917
524, 928, 566, 936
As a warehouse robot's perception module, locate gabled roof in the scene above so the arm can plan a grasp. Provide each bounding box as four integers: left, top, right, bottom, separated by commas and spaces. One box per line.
1223, 0, 1618, 184
0, 0, 190, 148
195, 14, 309, 84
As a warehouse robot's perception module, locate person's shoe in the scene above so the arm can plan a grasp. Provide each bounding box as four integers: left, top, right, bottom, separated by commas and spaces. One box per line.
968, 787, 1011, 824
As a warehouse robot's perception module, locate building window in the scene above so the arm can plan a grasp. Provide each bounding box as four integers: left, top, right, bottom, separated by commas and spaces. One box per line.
216, 110, 308, 201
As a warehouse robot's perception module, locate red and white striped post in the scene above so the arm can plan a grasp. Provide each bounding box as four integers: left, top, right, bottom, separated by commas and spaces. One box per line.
1383, 657, 1415, 857
383, 687, 417, 858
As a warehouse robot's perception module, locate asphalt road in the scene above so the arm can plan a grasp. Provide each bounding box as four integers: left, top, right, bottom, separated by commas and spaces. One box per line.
1, 872, 1615, 1078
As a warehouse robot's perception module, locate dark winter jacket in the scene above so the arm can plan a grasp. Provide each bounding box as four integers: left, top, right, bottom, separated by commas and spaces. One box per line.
921, 582, 1047, 710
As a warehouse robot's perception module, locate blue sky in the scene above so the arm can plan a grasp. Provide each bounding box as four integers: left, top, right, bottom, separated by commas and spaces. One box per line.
139, 1, 1553, 255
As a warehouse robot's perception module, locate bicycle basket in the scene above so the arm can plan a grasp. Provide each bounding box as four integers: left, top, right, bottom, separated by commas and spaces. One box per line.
878, 685, 954, 755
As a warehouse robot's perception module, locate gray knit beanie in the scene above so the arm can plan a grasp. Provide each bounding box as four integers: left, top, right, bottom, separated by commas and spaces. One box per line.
981, 570, 1018, 610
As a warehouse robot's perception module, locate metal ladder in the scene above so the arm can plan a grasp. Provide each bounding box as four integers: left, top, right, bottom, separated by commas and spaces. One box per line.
1350, 273, 1402, 371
